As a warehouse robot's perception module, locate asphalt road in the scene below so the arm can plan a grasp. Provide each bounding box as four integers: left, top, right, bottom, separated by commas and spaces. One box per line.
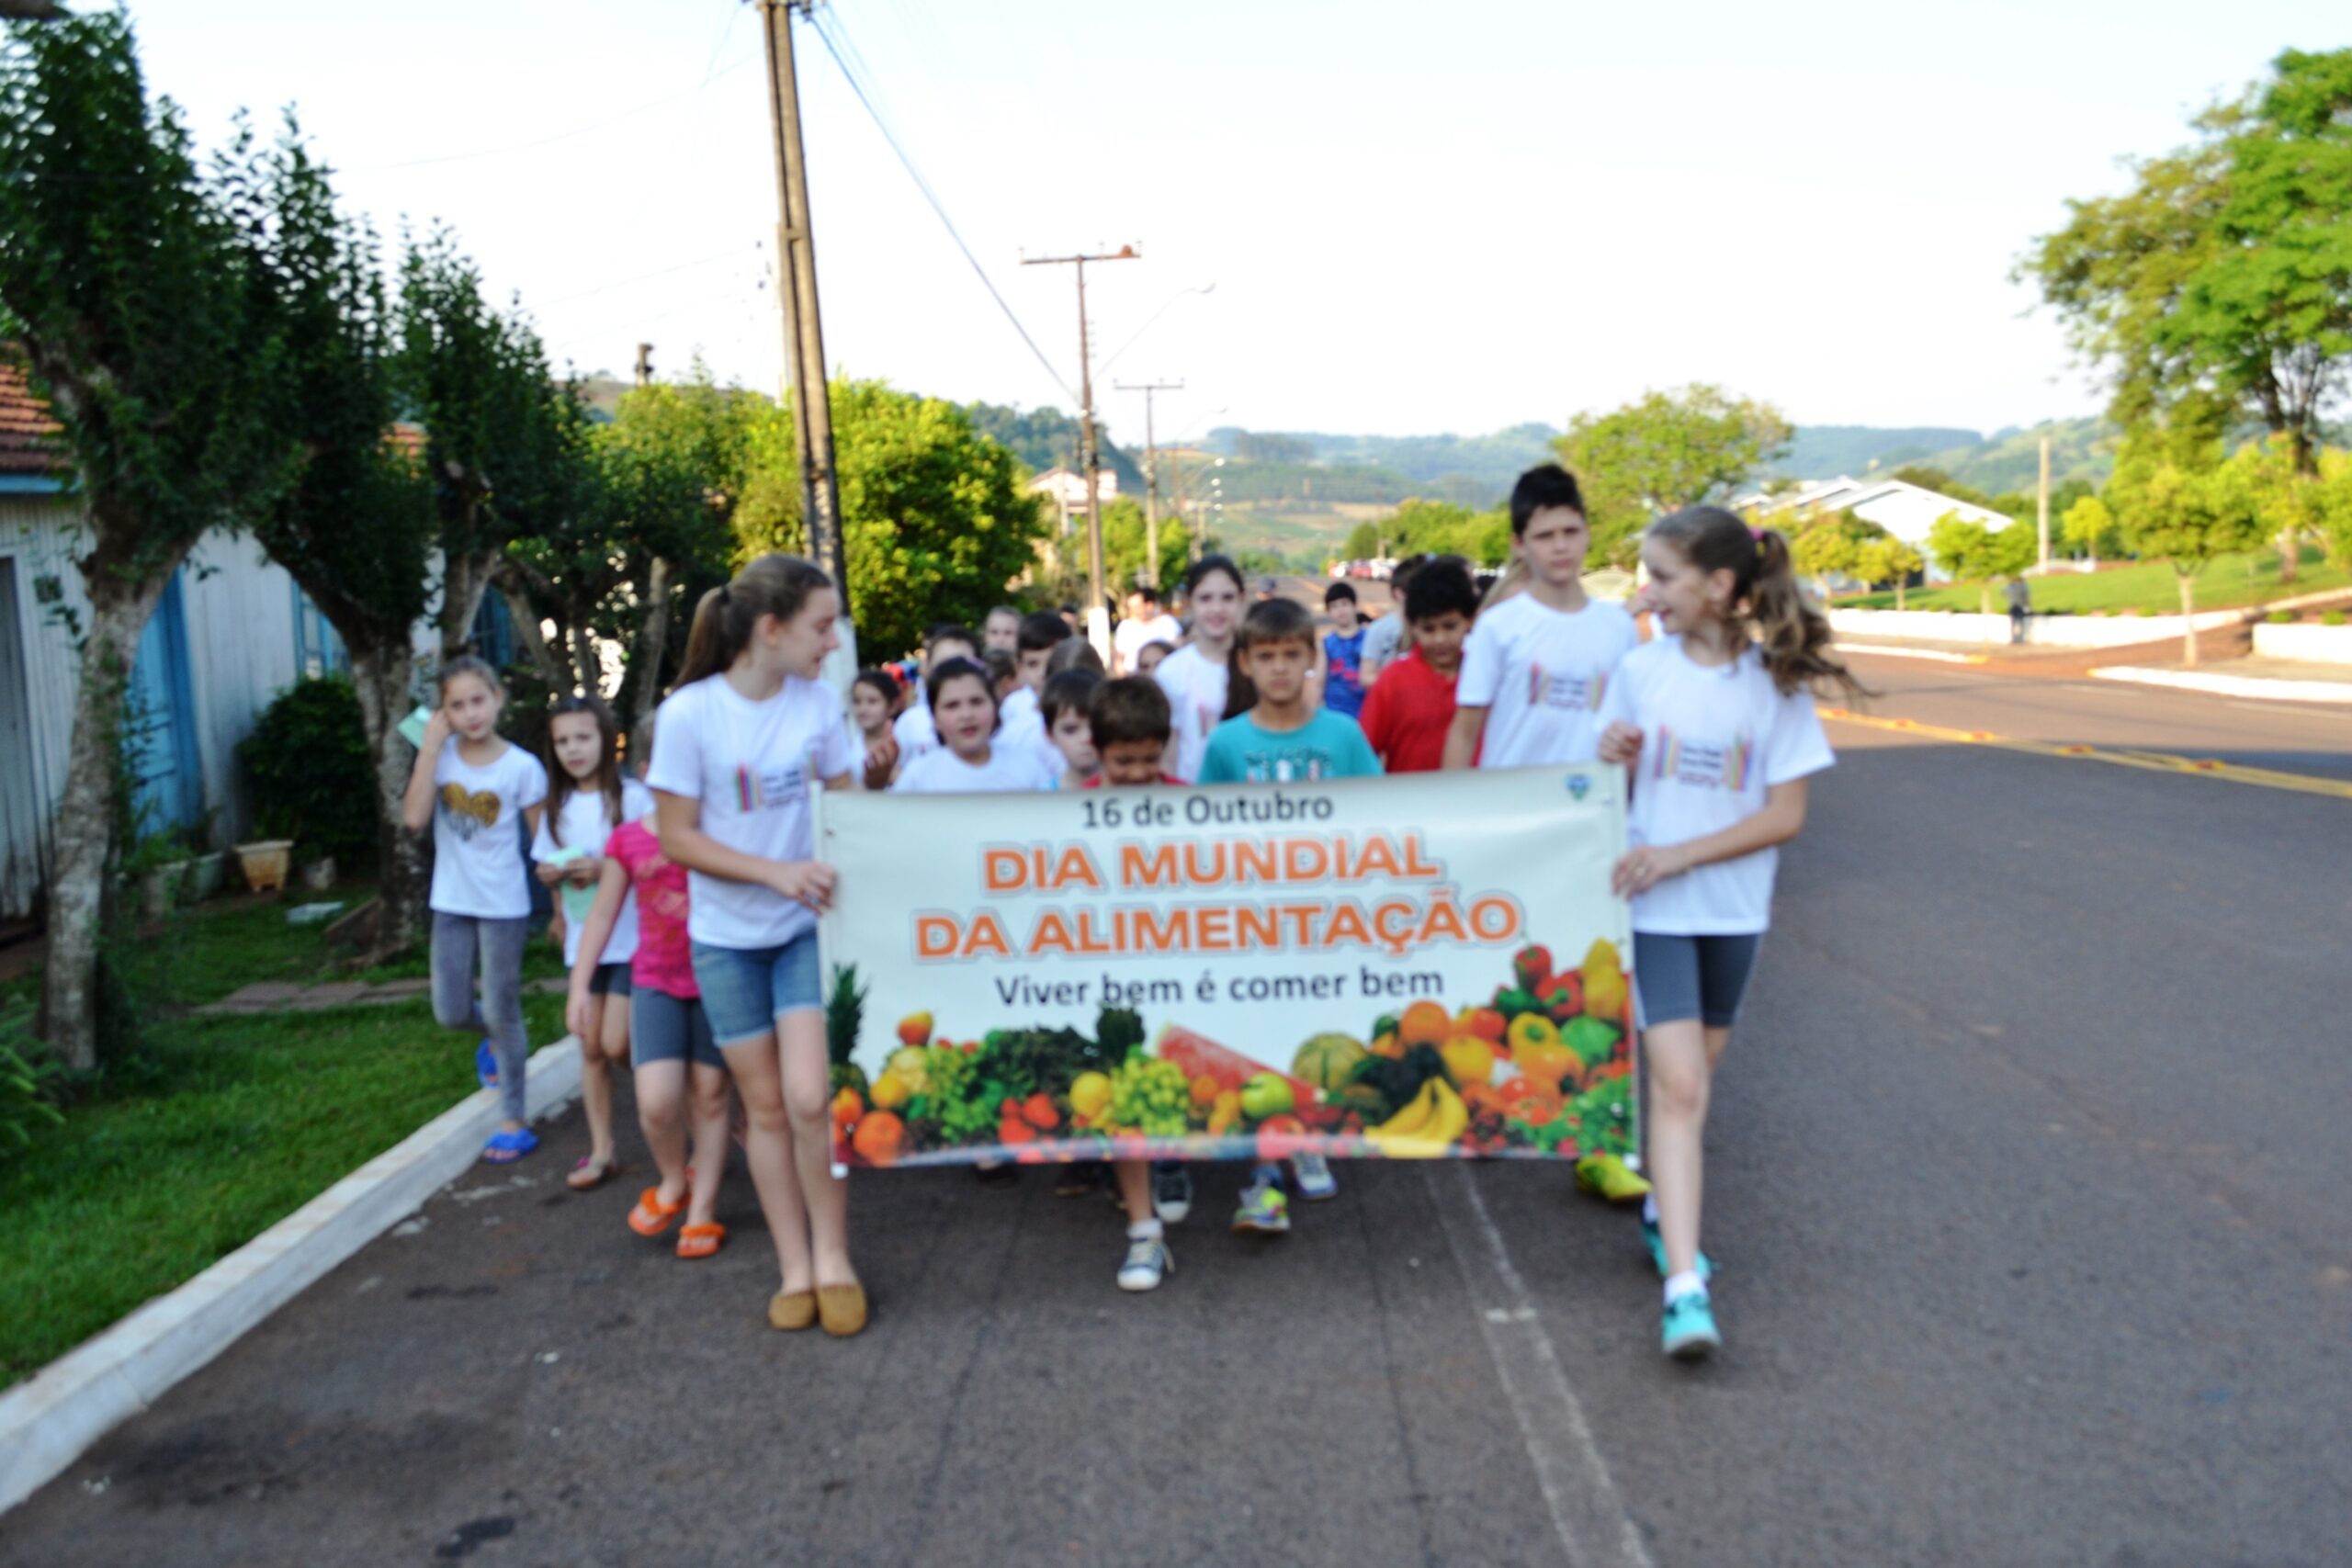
7, 665, 2348, 1566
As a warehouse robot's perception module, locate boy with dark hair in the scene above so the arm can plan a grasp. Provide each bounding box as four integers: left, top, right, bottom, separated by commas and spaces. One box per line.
1114, 583, 1181, 674
1042, 668, 1104, 788
1360, 558, 1478, 773
1086, 676, 1182, 1291
983, 605, 1022, 655
1004, 610, 1072, 766
1319, 581, 1367, 720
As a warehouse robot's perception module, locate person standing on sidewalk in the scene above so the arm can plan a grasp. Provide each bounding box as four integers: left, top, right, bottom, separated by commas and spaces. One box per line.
2007, 576, 2031, 644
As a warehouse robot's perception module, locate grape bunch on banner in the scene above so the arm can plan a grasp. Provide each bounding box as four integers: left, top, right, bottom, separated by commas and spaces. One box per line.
818, 769, 1635, 1169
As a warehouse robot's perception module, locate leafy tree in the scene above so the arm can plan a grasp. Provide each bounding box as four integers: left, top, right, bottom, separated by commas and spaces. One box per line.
740, 379, 1044, 660
2061, 495, 2123, 564
236, 119, 438, 953
1925, 513, 2002, 614
0, 12, 300, 1067
1987, 517, 2041, 579
1555, 385, 1792, 567
1787, 509, 1885, 590
1340, 520, 1381, 559
1098, 497, 1193, 596
1234, 431, 1316, 465
2312, 449, 2352, 570
2023, 48, 2352, 582
1854, 536, 1925, 610
2108, 423, 2267, 664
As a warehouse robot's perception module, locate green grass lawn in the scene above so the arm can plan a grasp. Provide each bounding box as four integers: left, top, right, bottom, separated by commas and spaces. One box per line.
0, 892, 567, 1388
1838, 544, 2349, 615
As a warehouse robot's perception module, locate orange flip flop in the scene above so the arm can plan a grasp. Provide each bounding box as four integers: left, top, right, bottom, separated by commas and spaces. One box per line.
628, 1185, 689, 1237
676, 1223, 726, 1260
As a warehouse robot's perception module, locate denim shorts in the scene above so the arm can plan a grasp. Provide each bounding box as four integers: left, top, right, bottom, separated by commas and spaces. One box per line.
1633, 932, 1762, 1030
587, 962, 633, 998
631, 986, 722, 1070
691, 931, 824, 1047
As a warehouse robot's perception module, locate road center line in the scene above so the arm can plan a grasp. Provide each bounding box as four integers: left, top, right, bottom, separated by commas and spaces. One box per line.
1819, 708, 2352, 800
1428, 1164, 1654, 1568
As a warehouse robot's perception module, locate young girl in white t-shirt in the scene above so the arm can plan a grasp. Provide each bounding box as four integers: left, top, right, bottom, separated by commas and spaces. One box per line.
891, 658, 1057, 794
646, 555, 867, 1337
1596, 505, 1863, 1362
533, 695, 654, 1191
401, 656, 549, 1164
1154, 554, 1244, 782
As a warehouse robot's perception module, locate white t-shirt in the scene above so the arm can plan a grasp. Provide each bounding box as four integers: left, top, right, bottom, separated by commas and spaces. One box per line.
1456, 594, 1640, 768
1154, 643, 1230, 784
892, 743, 1057, 794
429, 741, 548, 919
1114, 613, 1181, 671
531, 777, 654, 966
1597, 637, 1835, 936
891, 701, 937, 764
646, 672, 854, 950
1359, 612, 1405, 676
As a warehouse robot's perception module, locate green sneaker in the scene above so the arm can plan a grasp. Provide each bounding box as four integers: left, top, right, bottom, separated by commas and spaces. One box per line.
1642, 1217, 1714, 1281
1230, 1178, 1290, 1235
1661, 1290, 1720, 1361
1575, 1151, 1649, 1202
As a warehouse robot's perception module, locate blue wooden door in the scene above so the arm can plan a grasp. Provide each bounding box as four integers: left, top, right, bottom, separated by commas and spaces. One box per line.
127, 569, 202, 836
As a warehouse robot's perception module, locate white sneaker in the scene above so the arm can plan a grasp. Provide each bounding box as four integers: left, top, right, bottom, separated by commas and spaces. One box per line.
1153, 1162, 1193, 1224
1117, 1234, 1172, 1292
1291, 1151, 1338, 1201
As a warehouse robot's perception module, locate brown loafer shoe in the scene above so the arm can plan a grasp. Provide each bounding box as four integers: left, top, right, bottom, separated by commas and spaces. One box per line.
816, 1281, 868, 1337
768, 1290, 816, 1332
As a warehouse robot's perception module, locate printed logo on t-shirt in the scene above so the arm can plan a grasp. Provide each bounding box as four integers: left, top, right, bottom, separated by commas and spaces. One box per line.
437, 784, 503, 840
732, 757, 809, 813
1525, 662, 1607, 712
1650, 726, 1755, 791
1234, 749, 1343, 783
1194, 704, 1217, 738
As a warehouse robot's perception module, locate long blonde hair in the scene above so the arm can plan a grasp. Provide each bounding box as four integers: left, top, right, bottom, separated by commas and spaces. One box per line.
1647, 506, 1866, 701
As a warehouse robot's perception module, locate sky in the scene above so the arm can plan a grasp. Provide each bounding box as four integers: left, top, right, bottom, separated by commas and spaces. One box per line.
124, 0, 2346, 447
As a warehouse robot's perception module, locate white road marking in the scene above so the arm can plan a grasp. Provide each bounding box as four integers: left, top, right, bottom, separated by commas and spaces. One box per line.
1428, 1164, 1654, 1568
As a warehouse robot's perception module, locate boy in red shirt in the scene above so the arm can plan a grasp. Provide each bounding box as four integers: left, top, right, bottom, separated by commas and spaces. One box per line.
1359, 558, 1478, 773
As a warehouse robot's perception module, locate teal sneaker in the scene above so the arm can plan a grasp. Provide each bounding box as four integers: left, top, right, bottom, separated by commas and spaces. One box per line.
1642, 1217, 1714, 1281
1230, 1179, 1291, 1235
1661, 1290, 1721, 1361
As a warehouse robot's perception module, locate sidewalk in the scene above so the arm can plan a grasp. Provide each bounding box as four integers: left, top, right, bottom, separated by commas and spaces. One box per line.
2088, 657, 2352, 705
196, 976, 566, 1016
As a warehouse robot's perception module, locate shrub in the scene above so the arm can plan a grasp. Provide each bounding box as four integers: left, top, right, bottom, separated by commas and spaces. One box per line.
239, 676, 378, 868
2267, 610, 2297, 624
2324, 610, 2346, 627
0, 1001, 65, 1166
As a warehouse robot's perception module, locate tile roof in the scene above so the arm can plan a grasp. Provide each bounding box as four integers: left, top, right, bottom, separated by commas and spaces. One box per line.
0, 355, 66, 476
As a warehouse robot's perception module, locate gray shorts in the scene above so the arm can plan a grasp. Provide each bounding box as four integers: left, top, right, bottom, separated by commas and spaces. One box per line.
587, 962, 633, 998
1633, 932, 1762, 1029
630, 986, 722, 1071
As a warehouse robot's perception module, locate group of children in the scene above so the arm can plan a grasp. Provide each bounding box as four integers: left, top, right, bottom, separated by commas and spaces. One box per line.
401, 460, 1859, 1361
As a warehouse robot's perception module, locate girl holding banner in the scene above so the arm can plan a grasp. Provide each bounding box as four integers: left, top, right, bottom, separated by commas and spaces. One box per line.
647, 555, 868, 1339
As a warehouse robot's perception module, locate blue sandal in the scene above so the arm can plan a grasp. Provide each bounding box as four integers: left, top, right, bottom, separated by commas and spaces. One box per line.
481, 1127, 538, 1164
475, 1042, 500, 1089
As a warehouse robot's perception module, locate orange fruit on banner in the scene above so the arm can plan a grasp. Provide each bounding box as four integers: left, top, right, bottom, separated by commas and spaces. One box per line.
1397, 1000, 1451, 1050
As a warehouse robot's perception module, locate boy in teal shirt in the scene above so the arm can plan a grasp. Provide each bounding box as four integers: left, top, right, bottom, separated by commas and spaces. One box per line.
1196, 597, 1380, 1226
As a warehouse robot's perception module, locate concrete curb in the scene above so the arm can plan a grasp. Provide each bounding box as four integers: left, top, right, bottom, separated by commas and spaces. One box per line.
0, 1037, 582, 1515
2088, 666, 2352, 705
1838, 643, 1988, 665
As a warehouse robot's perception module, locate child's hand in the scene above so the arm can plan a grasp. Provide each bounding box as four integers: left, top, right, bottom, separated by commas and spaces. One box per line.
565, 984, 594, 1043
566, 856, 601, 887
534, 860, 567, 887
1611, 842, 1688, 897
1598, 721, 1644, 766
422, 708, 454, 753
769, 859, 837, 911
862, 735, 899, 791
548, 909, 567, 948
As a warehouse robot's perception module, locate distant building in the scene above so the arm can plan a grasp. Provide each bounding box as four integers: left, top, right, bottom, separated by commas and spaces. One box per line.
1026, 468, 1117, 517
1741, 475, 2016, 581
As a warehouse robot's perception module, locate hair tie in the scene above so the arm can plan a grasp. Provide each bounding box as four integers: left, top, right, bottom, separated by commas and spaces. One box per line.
718, 582, 734, 605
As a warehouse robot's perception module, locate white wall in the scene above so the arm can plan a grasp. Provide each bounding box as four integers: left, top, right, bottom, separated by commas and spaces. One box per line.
2251, 622, 2352, 666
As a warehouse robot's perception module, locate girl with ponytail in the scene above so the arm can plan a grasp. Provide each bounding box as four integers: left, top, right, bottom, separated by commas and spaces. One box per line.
1591, 505, 1859, 1363
645, 555, 869, 1337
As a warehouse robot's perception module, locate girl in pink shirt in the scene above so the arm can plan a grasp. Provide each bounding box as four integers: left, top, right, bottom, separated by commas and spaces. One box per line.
569, 747, 731, 1261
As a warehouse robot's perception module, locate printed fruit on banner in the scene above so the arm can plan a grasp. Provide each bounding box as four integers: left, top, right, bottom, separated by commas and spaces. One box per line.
1563, 1014, 1621, 1071
1579, 939, 1628, 1021
1397, 1000, 1452, 1050
1157, 1024, 1319, 1109
869, 1071, 911, 1111
1208, 1089, 1243, 1136
831, 1087, 864, 1131
1292, 1032, 1368, 1093
887, 1045, 931, 1094
1460, 1007, 1507, 1044
1506, 1012, 1562, 1056
1367, 1077, 1470, 1157
1440, 1037, 1494, 1090
897, 1011, 933, 1046
1190, 1074, 1223, 1109
1513, 945, 1552, 992
1238, 1072, 1295, 1121
1069, 1071, 1113, 1122
853, 1111, 905, 1166
1538, 971, 1584, 1021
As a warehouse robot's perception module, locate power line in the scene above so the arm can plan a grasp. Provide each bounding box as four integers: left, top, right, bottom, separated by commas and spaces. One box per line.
803, 5, 1077, 406
346, 56, 756, 173
536, 247, 743, 310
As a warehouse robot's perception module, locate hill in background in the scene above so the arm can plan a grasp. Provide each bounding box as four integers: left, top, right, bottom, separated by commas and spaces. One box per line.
1774, 418, 2115, 491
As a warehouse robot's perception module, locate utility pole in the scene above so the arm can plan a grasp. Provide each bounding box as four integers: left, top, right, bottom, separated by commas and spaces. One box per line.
1114, 378, 1182, 589
1023, 245, 1139, 626
759, 0, 849, 615
2036, 434, 2052, 573
634, 343, 653, 389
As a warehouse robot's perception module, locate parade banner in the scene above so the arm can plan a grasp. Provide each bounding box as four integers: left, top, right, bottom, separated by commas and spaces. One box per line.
816, 767, 1634, 1169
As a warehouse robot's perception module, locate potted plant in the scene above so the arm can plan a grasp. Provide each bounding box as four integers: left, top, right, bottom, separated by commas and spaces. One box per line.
236, 839, 295, 894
